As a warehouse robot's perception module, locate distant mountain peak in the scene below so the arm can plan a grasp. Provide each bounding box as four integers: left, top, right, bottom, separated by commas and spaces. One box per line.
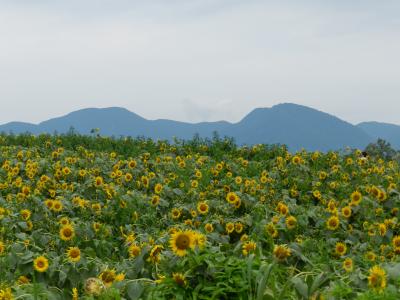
246, 103, 326, 115
0, 103, 399, 151
357, 121, 400, 149
241, 102, 336, 124
62, 106, 144, 118
272, 102, 308, 108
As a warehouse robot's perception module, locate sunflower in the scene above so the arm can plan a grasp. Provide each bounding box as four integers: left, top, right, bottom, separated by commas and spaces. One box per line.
60, 224, 75, 241
242, 241, 256, 256
341, 206, 352, 218
72, 287, 78, 300
153, 183, 163, 194
59, 217, 70, 226
148, 244, 164, 263
155, 274, 166, 284
99, 269, 116, 287
392, 207, 399, 215
335, 242, 347, 256
234, 198, 242, 209
119, 200, 127, 208
197, 202, 209, 215
225, 222, 235, 234
191, 180, 198, 188
84, 277, 104, 296
265, 223, 278, 238
169, 230, 194, 257
312, 190, 321, 200
376, 208, 384, 216
370, 186, 380, 197
388, 182, 397, 191
17, 275, 30, 285
128, 244, 141, 258
235, 222, 244, 233
91, 203, 101, 213
378, 223, 387, 236
0, 288, 13, 300
33, 256, 49, 272
346, 157, 354, 165
319, 171, 327, 180
150, 195, 160, 206
378, 190, 387, 202
195, 170, 202, 178
0, 241, 5, 255
124, 233, 135, 245
52, 200, 63, 212
93, 222, 101, 232
21, 186, 30, 195
44, 199, 54, 210
343, 258, 353, 272
285, 216, 297, 230
172, 273, 187, 287
128, 160, 137, 169
204, 223, 214, 233
226, 192, 239, 204
62, 167, 71, 176
326, 200, 336, 213
392, 236, 400, 249
66, 247, 81, 263
326, 216, 340, 230
124, 173, 133, 182
329, 181, 338, 190
240, 234, 249, 242
95, 176, 103, 187
190, 210, 197, 218
368, 265, 386, 292
192, 231, 206, 249
365, 251, 377, 262
141, 176, 150, 188
171, 208, 181, 220
279, 204, 289, 216
273, 245, 291, 261
350, 191, 362, 205
20, 209, 31, 220
292, 156, 301, 164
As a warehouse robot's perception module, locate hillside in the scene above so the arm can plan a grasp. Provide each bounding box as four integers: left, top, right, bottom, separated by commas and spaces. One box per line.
357, 121, 400, 149
223, 103, 373, 151
0, 103, 394, 151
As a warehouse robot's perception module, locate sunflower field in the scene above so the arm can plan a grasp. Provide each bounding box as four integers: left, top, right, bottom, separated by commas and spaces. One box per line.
1, 134, 400, 299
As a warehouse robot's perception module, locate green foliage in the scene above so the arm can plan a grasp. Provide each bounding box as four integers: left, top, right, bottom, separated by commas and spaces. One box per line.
0, 134, 400, 299
365, 139, 399, 161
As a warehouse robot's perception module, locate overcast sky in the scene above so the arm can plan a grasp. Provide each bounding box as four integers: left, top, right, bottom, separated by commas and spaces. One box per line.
0, 0, 399, 125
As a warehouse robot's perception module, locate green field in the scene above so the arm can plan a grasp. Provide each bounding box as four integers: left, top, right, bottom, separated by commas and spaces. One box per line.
0, 134, 399, 299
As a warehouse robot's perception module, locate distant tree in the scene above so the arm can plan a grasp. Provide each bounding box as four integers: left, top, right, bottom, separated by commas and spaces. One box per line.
67, 126, 77, 136
365, 138, 397, 160
212, 131, 220, 142
90, 128, 100, 137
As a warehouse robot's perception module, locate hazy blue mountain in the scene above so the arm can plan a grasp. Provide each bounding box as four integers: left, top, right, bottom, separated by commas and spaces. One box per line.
38, 107, 148, 136
223, 103, 373, 151
0, 122, 40, 134
0, 103, 393, 151
358, 122, 400, 149
0, 106, 232, 141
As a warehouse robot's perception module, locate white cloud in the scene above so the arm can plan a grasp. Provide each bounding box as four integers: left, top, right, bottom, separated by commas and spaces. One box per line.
0, 0, 399, 125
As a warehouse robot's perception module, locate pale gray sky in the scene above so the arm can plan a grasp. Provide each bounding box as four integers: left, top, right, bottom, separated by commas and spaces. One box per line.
0, 0, 399, 125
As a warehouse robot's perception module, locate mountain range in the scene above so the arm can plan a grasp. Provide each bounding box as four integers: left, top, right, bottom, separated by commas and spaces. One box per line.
1, 103, 399, 151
